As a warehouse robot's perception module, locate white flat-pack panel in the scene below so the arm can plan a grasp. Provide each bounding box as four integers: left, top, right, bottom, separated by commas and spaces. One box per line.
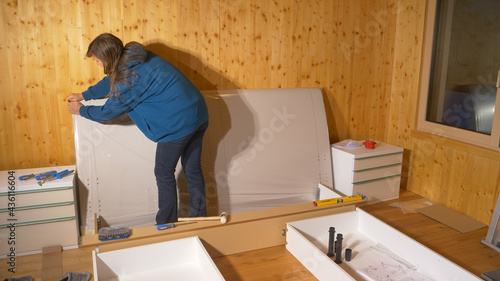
92, 236, 224, 281
73, 109, 158, 232
74, 88, 333, 231
204, 88, 331, 213
286, 208, 481, 281
318, 183, 341, 200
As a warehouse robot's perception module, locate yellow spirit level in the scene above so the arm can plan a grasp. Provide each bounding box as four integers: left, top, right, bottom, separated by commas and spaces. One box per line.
313, 194, 366, 206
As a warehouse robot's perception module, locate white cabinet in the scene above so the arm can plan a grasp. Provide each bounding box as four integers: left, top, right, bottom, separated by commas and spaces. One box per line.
331, 141, 403, 202
0, 166, 79, 257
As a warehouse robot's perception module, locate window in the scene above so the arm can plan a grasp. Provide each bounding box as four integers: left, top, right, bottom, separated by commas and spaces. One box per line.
418, 0, 500, 150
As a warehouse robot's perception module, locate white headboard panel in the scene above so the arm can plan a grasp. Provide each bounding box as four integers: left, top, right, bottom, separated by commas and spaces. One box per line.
74, 88, 333, 232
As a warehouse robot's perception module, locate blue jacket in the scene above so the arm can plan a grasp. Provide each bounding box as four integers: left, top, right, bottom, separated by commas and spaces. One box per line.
79, 50, 209, 143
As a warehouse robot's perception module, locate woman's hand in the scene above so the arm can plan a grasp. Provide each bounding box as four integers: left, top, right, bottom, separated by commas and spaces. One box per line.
68, 101, 83, 115
66, 93, 83, 102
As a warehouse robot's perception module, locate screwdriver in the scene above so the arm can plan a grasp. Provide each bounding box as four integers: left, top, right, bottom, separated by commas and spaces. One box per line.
37, 170, 74, 186
19, 170, 57, 181
156, 221, 197, 230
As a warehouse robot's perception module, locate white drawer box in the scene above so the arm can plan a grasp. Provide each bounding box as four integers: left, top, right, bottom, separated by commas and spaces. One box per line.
0, 188, 74, 210
353, 152, 403, 170
0, 166, 78, 256
0, 204, 75, 224
286, 208, 481, 281
352, 164, 402, 183
332, 141, 403, 202
93, 236, 225, 281
352, 176, 401, 203
0, 219, 78, 255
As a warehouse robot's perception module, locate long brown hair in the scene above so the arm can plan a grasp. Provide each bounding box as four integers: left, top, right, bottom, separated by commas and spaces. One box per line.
86, 33, 147, 97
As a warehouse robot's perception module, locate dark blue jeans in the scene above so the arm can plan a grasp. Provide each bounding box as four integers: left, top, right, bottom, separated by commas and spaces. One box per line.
154, 121, 208, 224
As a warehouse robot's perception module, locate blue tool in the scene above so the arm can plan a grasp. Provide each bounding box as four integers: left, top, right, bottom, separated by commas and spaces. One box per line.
37, 170, 74, 186
35, 170, 58, 180
156, 221, 197, 230
55, 169, 74, 179
19, 170, 56, 181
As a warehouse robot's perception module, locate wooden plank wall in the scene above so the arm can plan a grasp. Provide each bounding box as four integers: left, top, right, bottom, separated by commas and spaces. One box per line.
1, 0, 498, 225
387, 0, 500, 226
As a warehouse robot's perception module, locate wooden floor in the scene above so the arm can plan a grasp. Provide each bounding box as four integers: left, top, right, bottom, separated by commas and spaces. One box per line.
1, 189, 499, 280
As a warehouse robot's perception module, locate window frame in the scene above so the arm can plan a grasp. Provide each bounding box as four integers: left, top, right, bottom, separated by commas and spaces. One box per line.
417, 0, 500, 150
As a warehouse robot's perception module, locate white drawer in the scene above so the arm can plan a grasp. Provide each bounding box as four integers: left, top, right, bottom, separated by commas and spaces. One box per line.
353, 152, 403, 171
0, 219, 78, 256
0, 204, 75, 225
353, 175, 401, 202
93, 237, 225, 281
0, 188, 74, 210
286, 209, 482, 280
352, 164, 402, 183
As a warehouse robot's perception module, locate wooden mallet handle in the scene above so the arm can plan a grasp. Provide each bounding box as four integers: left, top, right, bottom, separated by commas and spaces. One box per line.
178, 212, 228, 224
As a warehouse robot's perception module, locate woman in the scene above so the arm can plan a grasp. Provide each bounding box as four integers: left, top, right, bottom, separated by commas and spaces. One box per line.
67, 33, 209, 224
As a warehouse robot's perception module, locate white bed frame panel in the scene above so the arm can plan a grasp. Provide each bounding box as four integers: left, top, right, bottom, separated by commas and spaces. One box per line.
73, 88, 333, 232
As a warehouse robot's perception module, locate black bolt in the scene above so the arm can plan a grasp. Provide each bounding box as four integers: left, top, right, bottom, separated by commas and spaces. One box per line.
327, 227, 335, 257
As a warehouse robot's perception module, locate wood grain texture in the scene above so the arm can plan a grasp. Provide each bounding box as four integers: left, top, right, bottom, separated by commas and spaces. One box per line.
0, 0, 499, 225
386, 0, 500, 225
0, 0, 399, 170
408, 132, 500, 225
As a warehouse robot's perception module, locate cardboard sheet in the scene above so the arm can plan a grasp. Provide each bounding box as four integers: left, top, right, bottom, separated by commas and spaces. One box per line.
42, 245, 62, 281
416, 204, 487, 233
